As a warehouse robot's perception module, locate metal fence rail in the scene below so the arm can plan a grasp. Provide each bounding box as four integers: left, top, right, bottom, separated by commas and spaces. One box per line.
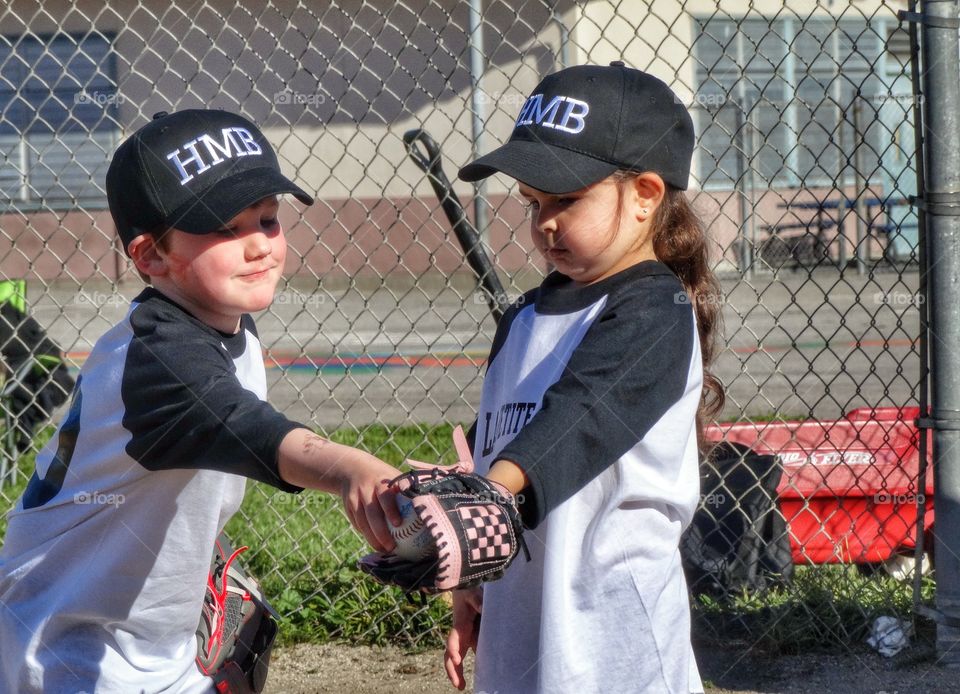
0, 0, 938, 652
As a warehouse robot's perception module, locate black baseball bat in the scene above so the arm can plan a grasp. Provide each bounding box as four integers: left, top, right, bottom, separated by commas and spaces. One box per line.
403, 129, 507, 324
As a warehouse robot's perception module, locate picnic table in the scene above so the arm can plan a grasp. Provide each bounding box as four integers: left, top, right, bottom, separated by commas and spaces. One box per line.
759, 196, 912, 270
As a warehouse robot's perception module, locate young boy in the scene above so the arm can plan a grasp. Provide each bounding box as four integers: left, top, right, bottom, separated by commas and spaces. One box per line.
0, 109, 401, 693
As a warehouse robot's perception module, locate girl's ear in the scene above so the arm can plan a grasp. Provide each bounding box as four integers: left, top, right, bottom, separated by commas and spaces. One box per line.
630, 172, 666, 222
127, 234, 168, 278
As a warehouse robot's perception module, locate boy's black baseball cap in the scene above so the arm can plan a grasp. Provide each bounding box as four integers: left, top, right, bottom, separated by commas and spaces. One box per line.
459, 62, 694, 193
107, 109, 314, 251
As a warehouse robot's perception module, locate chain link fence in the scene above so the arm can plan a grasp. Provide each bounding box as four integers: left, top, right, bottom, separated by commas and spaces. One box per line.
0, 0, 934, 651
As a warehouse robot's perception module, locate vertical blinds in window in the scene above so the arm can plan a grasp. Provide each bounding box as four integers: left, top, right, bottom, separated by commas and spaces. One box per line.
0, 33, 117, 205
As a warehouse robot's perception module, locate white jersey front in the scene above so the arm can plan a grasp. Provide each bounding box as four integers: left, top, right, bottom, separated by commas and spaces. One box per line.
471, 262, 704, 693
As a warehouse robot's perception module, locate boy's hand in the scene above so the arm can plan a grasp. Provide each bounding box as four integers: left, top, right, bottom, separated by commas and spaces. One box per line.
338, 455, 403, 552
277, 429, 402, 551
444, 587, 482, 690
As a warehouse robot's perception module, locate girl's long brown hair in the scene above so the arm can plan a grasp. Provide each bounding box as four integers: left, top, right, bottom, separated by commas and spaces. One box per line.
653, 186, 725, 445
616, 173, 725, 446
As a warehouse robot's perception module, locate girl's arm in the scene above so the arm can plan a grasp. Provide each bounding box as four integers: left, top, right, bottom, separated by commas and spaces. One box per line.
486, 459, 530, 495
444, 586, 483, 689
486, 273, 697, 527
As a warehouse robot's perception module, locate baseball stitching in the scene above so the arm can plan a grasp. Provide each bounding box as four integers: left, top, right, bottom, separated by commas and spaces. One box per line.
392, 517, 425, 541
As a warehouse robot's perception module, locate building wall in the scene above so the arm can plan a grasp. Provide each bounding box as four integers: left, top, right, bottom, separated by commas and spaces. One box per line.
0, 0, 913, 282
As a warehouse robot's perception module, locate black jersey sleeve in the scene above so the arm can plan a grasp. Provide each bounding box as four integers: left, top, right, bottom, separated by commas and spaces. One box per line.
121, 297, 302, 491
495, 276, 696, 527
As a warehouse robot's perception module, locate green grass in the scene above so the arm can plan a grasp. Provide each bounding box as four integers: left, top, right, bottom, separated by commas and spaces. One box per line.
0, 423, 934, 653
719, 410, 811, 424
0, 427, 54, 538
691, 564, 935, 654
223, 423, 461, 647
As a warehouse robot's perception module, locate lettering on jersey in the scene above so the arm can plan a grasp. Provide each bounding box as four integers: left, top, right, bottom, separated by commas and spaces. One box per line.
166, 127, 264, 185
480, 401, 538, 457
515, 94, 589, 134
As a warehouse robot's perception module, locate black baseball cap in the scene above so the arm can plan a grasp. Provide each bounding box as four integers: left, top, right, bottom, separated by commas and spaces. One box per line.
459, 62, 694, 193
106, 109, 314, 252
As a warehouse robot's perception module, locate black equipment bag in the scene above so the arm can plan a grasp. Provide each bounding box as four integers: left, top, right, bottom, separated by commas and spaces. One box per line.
682, 440, 793, 595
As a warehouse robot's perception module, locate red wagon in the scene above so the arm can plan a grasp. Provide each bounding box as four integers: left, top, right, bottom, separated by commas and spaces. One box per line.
706, 407, 932, 565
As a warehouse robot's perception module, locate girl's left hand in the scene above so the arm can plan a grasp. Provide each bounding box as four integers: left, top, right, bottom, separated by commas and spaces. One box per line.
444, 587, 483, 690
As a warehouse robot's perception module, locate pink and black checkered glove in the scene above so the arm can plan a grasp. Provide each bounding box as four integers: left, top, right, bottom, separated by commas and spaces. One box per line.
359, 466, 529, 594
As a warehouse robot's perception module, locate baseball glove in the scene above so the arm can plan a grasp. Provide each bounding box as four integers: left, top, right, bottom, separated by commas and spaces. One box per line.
197, 533, 279, 694
358, 428, 529, 594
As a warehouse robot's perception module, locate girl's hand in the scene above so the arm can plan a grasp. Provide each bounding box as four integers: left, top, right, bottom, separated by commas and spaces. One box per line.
444, 587, 483, 690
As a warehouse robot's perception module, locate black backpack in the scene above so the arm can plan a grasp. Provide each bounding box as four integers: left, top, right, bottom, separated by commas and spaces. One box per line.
682, 440, 793, 596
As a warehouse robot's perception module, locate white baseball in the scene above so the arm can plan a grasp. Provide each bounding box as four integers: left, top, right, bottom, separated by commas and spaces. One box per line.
392, 497, 435, 561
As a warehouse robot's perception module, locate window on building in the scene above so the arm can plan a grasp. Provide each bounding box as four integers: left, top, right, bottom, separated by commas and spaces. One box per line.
0, 32, 117, 207
691, 16, 890, 190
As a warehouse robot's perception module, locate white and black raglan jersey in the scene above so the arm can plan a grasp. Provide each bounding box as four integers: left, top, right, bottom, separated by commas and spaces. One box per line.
0, 288, 301, 694
470, 261, 705, 694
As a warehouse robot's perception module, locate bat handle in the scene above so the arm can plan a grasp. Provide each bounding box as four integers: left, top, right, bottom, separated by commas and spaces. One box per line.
403, 129, 507, 325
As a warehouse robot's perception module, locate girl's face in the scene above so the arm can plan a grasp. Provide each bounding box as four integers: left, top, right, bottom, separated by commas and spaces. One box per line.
151, 196, 286, 333
518, 175, 659, 285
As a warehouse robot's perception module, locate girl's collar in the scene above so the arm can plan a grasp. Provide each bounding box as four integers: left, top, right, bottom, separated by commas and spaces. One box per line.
535, 260, 676, 313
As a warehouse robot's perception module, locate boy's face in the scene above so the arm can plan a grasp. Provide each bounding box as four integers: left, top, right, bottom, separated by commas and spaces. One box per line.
152, 196, 286, 333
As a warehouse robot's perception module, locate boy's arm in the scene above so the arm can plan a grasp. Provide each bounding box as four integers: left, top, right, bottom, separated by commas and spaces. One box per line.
277, 428, 402, 552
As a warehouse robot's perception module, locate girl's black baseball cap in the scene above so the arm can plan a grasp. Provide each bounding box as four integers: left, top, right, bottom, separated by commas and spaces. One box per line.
106, 109, 314, 251
458, 62, 695, 194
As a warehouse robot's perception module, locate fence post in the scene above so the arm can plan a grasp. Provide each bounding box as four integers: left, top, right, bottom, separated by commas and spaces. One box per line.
919, 0, 960, 666
852, 99, 868, 275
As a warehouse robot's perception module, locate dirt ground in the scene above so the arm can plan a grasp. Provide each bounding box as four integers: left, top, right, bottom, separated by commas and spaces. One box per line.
264, 641, 959, 693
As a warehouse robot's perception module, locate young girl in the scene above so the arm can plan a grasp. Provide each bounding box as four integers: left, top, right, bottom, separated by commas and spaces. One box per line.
445, 63, 724, 693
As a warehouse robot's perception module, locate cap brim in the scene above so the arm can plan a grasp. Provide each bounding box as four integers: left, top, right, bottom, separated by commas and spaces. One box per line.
166, 167, 314, 234
458, 140, 618, 194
